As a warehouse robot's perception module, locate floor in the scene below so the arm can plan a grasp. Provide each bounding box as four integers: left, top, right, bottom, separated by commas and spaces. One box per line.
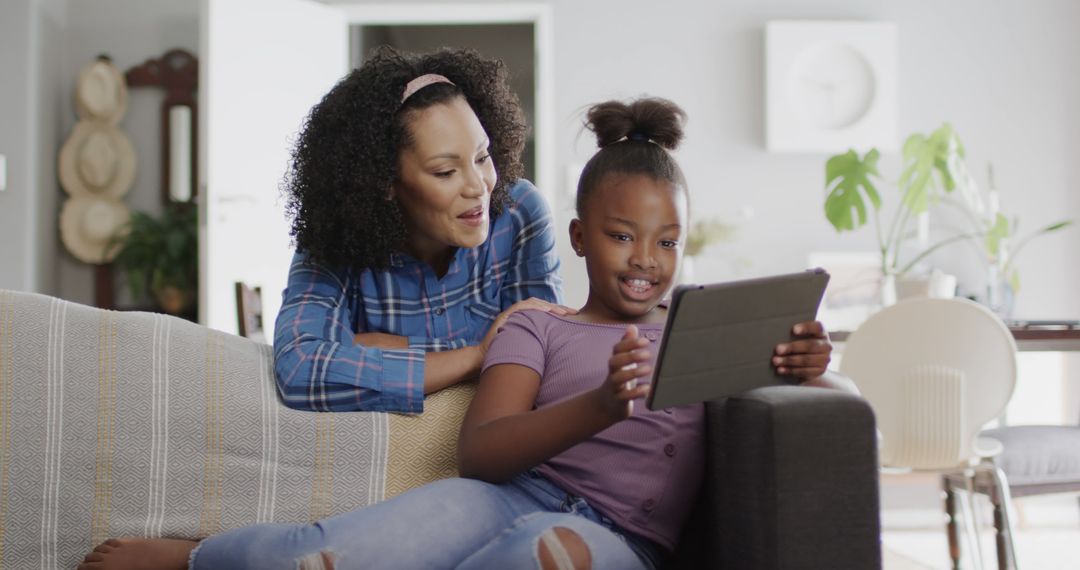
880, 472, 1080, 569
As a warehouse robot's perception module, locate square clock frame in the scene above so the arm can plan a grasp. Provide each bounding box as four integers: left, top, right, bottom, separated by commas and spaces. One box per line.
766, 20, 898, 153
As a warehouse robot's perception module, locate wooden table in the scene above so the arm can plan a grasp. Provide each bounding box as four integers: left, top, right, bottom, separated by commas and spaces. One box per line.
830, 323, 1080, 352
1007, 325, 1080, 352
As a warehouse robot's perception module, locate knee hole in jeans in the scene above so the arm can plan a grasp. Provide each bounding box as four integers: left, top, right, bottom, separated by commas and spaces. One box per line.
538, 526, 591, 570
296, 550, 336, 570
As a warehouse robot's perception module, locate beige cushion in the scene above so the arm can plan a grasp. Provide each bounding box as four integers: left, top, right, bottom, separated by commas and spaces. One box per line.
387, 383, 476, 499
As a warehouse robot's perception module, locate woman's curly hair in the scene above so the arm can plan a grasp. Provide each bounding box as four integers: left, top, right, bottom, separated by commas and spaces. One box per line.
283, 46, 528, 270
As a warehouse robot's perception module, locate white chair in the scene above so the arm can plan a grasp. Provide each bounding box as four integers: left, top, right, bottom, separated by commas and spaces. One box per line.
840, 297, 1019, 570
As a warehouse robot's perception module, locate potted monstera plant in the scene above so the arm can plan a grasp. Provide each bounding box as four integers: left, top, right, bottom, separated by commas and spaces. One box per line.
110, 205, 198, 315
823, 123, 1071, 310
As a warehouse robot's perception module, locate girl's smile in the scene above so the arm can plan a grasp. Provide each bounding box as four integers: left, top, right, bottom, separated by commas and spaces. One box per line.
619, 273, 660, 301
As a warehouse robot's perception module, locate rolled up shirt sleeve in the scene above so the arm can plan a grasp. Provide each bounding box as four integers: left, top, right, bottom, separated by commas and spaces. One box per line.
273, 252, 425, 413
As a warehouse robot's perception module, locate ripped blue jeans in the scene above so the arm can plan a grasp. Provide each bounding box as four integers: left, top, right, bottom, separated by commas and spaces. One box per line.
189, 470, 662, 569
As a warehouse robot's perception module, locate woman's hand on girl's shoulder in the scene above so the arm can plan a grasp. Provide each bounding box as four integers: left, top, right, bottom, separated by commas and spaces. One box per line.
479, 297, 578, 355
590, 325, 653, 423
772, 320, 832, 381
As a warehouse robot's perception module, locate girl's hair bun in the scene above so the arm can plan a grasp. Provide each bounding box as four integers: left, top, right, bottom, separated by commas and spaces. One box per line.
584, 97, 686, 151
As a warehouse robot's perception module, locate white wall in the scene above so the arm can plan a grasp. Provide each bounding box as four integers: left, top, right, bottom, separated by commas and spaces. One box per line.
0, 0, 65, 294
330, 0, 1080, 320
33, 0, 66, 298
0, 0, 35, 292
550, 0, 1079, 319
4, 0, 1078, 320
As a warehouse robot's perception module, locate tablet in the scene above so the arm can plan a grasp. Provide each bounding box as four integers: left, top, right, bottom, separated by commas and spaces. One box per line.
645, 268, 830, 410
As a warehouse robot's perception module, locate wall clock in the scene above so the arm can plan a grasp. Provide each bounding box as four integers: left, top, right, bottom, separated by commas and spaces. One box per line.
766, 21, 897, 153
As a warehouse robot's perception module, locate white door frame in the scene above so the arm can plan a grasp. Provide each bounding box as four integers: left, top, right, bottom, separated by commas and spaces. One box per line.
338, 3, 556, 207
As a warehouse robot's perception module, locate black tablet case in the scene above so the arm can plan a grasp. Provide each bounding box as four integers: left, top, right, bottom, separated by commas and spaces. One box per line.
646, 269, 830, 410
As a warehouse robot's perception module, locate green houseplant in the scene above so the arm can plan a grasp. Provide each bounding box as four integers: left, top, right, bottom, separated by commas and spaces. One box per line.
824, 123, 967, 280
823, 123, 1071, 309
110, 205, 198, 315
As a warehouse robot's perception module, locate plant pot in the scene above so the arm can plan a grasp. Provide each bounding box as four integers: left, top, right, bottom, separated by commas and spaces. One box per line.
154, 285, 195, 316
896, 271, 957, 301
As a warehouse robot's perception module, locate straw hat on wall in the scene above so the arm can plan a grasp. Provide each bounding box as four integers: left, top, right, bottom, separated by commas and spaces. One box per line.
59, 195, 130, 264
58, 120, 136, 199
74, 57, 127, 124
59, 56, 136, 265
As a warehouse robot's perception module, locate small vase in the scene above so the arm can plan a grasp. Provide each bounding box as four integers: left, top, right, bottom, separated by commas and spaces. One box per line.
880, 273, 897, 308
985, 265, 1015, 320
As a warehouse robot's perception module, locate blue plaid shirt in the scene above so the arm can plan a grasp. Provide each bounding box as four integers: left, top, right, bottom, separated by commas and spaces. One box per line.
273, 181, 563, 413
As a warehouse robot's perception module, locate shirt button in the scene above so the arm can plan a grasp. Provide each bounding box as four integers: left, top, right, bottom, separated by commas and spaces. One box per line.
664, 443, 676, 457
645, 330, 660, 341
643, 499, 656, 512
434, 307, 445, 316
663, 408, 673, 414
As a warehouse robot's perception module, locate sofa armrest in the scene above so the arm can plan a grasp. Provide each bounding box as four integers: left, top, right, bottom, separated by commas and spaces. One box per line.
672, 385, 881, 569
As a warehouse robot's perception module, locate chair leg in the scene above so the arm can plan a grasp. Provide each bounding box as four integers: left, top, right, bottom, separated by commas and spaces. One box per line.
977, 461, 1018, 570
943, 475, 963, 570
961, 469, 986, 570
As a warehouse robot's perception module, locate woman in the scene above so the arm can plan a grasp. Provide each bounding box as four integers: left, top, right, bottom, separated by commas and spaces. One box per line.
78, 46, 570, 570
272, 46, 572, 413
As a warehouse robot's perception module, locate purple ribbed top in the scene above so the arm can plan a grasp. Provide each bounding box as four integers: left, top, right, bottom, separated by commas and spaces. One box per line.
482, 310, 705, 551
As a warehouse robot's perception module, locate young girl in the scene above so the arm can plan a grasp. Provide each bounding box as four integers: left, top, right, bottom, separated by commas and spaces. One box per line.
79, 98, 836, 570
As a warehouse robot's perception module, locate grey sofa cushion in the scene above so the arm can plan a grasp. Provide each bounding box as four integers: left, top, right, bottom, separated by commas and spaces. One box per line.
982, 425, 1080, 496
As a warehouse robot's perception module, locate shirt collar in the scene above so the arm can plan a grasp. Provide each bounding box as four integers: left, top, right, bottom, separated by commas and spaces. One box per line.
388, 247, 470, 276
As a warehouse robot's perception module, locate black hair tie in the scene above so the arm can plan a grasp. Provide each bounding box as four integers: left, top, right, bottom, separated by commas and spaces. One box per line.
627, 131, 650, 142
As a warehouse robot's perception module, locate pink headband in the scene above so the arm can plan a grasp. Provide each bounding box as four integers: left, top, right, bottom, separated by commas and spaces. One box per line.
401, 73, 455, 103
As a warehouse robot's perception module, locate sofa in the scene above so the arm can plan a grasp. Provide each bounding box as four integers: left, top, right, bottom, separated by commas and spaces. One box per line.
0, 289, 881, 569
